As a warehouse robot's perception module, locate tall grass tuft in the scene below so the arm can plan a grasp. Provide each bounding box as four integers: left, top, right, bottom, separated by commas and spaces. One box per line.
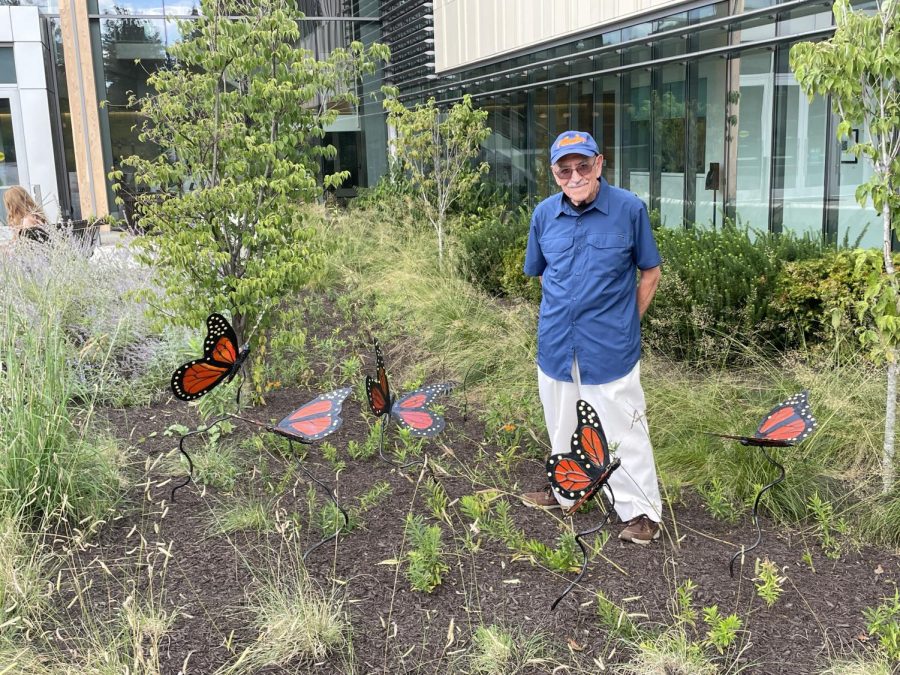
220, 541, 351, 672
0, 237, 126, 525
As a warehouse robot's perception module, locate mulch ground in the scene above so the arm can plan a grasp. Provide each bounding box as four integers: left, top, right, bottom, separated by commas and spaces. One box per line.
59, 298, 900, 674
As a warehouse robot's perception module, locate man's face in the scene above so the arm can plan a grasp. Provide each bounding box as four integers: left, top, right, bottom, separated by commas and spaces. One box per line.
552, 153, 602, 204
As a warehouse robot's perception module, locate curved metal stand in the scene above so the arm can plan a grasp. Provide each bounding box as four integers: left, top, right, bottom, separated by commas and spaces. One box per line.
551, 487, 617, 611
170, 414, 231, 502
287, 439, 350, 561
729, 445, 786, 578
376, 416, 426, 470
170, 377, 246, 502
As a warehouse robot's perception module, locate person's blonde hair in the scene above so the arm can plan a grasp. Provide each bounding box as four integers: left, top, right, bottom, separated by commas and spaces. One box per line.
3, 186, 46, 228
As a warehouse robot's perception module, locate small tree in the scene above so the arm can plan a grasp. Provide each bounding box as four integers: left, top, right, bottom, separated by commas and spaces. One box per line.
791, 0, 900, 492
116, 0, 388, 343
384, 94, 490, 264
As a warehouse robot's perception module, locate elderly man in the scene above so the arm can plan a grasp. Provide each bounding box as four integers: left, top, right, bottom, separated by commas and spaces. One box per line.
521, 130, 663, 545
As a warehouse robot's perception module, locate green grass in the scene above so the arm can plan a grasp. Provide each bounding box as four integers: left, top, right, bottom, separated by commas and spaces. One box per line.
323, 206, 900, 547
209, 498, 276, 535
219, 541, 351, 672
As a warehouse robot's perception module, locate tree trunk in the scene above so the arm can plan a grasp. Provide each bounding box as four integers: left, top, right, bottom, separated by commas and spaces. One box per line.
885, 358, 897, 493
884, 200, 897, 494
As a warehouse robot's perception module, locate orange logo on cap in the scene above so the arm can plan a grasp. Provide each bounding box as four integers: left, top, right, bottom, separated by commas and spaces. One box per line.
557, 133, 587, 147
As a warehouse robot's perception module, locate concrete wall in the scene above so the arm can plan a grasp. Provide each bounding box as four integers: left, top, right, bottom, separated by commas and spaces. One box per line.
1, 6, 59, 223
434, 0, 693, 72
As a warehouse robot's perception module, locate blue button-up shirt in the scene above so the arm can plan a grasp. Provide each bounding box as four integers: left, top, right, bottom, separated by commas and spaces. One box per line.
523, 177, 661, 384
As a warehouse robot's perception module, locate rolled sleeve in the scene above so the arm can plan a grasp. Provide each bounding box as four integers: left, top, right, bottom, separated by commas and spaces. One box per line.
632, 202, 662, 270
523, 214, 546, 277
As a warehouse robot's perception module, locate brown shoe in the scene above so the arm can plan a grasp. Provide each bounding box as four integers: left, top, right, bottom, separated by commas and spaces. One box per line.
618, 515, 660, 544
521, 485, 562, 509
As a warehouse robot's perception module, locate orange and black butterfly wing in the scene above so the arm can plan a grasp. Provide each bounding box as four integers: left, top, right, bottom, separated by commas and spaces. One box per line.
390, 382, 455, 437
546, 400, 613, 505
366, 337, 391, 416
273, 387, 353, 442
170, 313, 241, 401
170, 359, 231, 401
753, 390, 817, 445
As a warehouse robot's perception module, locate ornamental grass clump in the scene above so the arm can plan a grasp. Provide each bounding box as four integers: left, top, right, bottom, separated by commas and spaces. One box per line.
0, 236, 127, 525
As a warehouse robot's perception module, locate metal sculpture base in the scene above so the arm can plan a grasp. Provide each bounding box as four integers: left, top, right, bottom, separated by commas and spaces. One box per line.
729, 445, 786, 578
551, 486, 617, 611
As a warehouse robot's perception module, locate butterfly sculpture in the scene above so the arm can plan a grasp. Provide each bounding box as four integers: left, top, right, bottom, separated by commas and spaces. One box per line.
171, 313, 249, 402
546, 399, 621, 610
270, 387, 353, 443
707, 391, 818, 577
265, 387, 353, 559
365, 337, 454, 465
707, 390, 817, 448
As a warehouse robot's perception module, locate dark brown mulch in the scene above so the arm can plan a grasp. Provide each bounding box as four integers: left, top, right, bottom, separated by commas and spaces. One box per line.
55, 298, 900, 675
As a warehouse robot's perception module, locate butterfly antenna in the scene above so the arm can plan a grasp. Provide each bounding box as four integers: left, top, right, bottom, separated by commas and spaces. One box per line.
551, 485, 617, 611
729, 445, 785, 578
171, 415, 229, 502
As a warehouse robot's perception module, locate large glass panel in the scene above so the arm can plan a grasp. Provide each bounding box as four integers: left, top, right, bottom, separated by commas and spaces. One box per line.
733, 50, 773, 230
773, 47, 827, 239
98, 16, 167, 192
0, 0, 57, 10
596, 73, 620, 187
695, 55, 727, 227
836, 128, 882, 247
532, 86, 551, 199
623, 68, 651, 203
550, 83, 571, 137
508, 90, 527, 200
0, 98, 20, 229
656, 62, 686, 228
98, 1, 166, 14
0, 48, 15, 85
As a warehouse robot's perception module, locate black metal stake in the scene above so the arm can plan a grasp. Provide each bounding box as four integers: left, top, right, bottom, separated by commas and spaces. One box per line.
729, 445, 786, 578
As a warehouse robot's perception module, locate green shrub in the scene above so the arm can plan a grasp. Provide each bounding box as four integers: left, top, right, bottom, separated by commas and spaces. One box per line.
458, 206, 531, 296
772, 248, 895, 349
645, 224, 831, 362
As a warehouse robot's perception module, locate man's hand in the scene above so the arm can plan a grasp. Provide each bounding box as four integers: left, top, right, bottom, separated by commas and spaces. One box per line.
637, 266, 661, 318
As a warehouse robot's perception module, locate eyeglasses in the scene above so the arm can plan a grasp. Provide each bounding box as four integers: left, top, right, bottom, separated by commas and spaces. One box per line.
552, 158, 597, 181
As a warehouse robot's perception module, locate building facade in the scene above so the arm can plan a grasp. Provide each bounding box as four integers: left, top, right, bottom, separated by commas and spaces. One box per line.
0, 0, 886, 247
395, 0, 882, 247
0, 0, 381, 226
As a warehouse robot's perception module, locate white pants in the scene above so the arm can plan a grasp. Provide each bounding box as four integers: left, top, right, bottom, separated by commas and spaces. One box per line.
538, 359, 663, 523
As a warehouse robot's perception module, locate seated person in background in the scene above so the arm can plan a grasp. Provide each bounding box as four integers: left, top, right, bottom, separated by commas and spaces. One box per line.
4, 186, 49, 243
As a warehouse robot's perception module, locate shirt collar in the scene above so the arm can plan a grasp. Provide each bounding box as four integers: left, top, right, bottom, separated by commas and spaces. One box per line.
554, 177, 610, 217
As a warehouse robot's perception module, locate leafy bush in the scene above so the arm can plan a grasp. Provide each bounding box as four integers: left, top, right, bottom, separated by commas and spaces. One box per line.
772, 248, 895, 350
645, 224, 831, 362
457, 206, 531, 296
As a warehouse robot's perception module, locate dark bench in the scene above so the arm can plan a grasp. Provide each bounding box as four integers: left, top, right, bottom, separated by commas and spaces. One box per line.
55, 218, 101, 251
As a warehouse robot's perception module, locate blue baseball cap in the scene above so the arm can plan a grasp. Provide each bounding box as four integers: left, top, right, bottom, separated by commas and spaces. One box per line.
550, 130, 600, 164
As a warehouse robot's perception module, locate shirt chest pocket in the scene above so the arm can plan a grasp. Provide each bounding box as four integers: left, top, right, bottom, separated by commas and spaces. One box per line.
585, 233, 631, 277
540, 236, 575, 274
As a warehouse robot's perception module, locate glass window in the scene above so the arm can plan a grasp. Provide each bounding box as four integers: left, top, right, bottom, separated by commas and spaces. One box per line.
0, 48, 14, 84
98, 16, 167, 188
98, 1, 166, 14
773, 46, 827, 239
837, 129, 882, 247
623, 68, 651, 202
656, 63, 686, 228
695, 55, 726, 227
532, 86, 551, 199
0, 0, 57, 11
732, 50, 774, 230
596, 74, 619, 186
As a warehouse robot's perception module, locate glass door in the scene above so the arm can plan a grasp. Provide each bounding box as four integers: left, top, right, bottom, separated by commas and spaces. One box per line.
0, 90, 27, 241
